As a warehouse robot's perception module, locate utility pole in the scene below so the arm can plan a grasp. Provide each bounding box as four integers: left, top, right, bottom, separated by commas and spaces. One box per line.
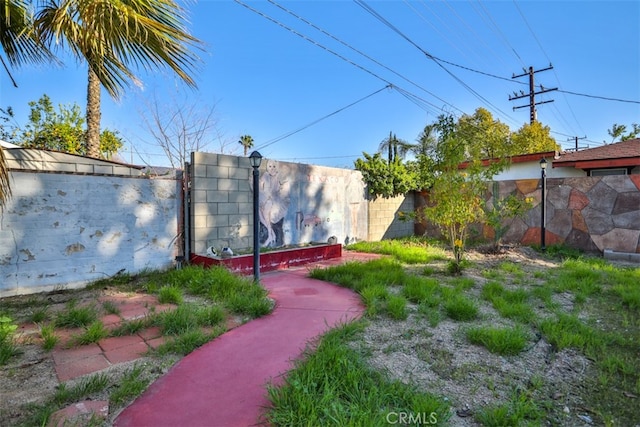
567, 136, 588, 151
509, 65, 557, 124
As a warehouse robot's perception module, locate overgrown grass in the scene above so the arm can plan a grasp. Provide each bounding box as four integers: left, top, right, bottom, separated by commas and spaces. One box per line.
4, 264, 276, 426
466, 325, 530, 356
157, 285, 184, 305
303, 240, 640, 426
110, 364, 150, 407
0, 315, 19, 365
443, 294, 478, 321
481, 281, 535, 324
40, 324, 59, 351
476, 387, 544, 426
72, 321, 109, 346
21, 373, 110, 426
346, 237, 448, 264
264, 322, 450, 426
54, 301, 98, 328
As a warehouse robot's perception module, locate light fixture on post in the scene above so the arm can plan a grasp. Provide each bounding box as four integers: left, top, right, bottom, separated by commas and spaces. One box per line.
249, 151, 263, 282
539, 157, 547, 252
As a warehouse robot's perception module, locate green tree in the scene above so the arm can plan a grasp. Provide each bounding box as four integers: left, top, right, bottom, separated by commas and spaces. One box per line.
378, 131, 413, 164
33, 0, 202, 158
419, 112, 514, 270
354, 152, 415, 200
2, 94, 123, 158
239, 135, 254, 157
424, 170, 485, 270
608, 123, 640, 142
457, 107, 511, 160
511, 121, 559, 154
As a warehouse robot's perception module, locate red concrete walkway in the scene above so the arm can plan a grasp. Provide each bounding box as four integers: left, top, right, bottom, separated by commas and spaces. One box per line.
113, 253, 377, 427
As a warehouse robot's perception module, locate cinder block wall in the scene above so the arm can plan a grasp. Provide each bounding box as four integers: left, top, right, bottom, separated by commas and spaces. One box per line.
367, 194, 415, 241
189, 152, 375, 255
1, 150, 179, 297
190, 152, 253, 254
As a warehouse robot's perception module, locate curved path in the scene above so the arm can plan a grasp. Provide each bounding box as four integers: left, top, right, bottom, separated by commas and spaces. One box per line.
114, 253, 377, 427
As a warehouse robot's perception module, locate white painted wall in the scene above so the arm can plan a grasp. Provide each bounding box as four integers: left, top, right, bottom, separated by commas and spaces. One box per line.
0, 171, 179, 297
493, 161, 585, 181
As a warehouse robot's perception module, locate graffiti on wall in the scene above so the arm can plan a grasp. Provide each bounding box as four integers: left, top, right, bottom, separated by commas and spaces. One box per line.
252, 159, 367, 248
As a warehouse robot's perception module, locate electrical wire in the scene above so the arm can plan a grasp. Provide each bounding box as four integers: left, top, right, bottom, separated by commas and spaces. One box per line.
558, 90, 640, 104
266, 0, 460, 114
512, 0, 586, 137
354, 0, 519, 126
472, 0, 525, 68
255, 85, 392, 151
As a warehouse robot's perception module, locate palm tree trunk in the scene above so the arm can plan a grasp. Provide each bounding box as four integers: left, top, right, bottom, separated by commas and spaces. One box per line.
86, 68, 101, 158
0, 146, 11, 207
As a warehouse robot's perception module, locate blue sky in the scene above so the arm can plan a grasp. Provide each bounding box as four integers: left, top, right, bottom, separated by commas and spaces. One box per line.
1, 0, 639, 168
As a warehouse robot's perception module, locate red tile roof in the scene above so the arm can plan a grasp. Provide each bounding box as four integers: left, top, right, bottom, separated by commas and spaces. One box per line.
553, 138, 640, 168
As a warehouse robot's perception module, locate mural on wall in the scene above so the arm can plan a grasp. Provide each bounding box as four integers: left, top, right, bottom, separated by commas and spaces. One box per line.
251, 159, 367, 248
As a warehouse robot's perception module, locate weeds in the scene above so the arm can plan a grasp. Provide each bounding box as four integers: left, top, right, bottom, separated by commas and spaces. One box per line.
110, 364, 150, 407
466, 325, 529, 356
0, 315, 19, 365
444, 294, 478, 321
40, 324, 59, 351
265, 322, 450, 426
54, 301, 97, 328
22, 374, 110, 426
157, 285, 183, 305
72, 321, 109, 345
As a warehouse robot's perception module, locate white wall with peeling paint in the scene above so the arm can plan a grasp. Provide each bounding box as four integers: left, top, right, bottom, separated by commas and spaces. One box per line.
1, 163, 180, 297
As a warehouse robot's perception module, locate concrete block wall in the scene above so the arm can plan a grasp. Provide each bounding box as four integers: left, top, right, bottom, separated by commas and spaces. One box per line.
190, 152, 253, 254
189, 152, 373, 255
4, 148, 145, 176
1, 153, 179, 297
367, 194, 415, 241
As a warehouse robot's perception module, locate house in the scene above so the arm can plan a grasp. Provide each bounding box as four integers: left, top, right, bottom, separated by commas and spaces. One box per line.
459, 139, 640, 181
553, 138, 640, 176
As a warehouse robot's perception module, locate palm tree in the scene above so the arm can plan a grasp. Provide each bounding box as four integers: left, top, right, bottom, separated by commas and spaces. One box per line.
33, 0, 202, 158
0, 145, 10, 206
378, 131, 413, 164
239, 134, 254, 156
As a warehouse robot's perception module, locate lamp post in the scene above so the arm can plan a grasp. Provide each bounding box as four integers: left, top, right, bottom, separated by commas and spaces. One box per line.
249, 151, 263, 282
539, 157, 547, 252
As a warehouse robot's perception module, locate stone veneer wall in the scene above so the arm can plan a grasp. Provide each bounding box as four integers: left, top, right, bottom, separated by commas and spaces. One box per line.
512, 175, 640, 253
418, 175, 640, 254
367, 194, 415, 241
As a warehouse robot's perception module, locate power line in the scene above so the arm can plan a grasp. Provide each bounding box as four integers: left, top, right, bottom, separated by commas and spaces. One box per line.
354, 0, 518, 125
265, 0, 459, 113
512, 1, 586, 137
474, 0, 526, 68
255, 85, 392, 151
558, 90, 640, 104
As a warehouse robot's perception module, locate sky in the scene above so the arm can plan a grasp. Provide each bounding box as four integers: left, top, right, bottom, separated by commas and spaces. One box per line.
1, 0, 639, 169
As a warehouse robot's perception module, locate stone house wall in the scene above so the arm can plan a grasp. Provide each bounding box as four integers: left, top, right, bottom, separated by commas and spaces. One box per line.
416, 175, 640, 253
